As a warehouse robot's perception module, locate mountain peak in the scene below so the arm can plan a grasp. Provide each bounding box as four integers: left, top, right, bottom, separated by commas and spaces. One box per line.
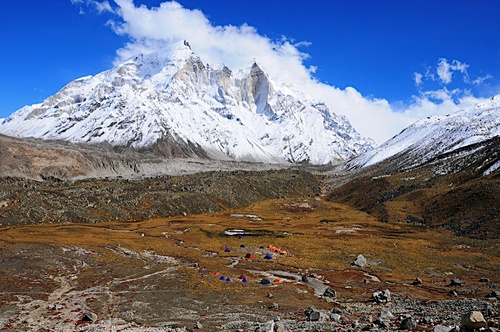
0, 42, 373, 164
346, 95, 500, 170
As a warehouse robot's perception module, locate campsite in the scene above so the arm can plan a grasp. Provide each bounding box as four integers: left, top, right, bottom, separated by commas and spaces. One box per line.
0, 196, 498, 330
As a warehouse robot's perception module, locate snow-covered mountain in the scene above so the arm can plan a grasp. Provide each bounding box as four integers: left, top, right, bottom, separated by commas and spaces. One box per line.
0, 40, 373, 164
345, 95, 500, 171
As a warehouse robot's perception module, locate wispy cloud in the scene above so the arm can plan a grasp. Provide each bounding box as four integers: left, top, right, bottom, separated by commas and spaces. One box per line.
70, 0, 114, 14
436, 58, 469, 84
72, 0, 495, 145
414, 72, 423, 86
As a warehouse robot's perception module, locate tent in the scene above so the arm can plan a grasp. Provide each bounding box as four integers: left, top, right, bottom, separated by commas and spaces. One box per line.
264, 253, 273, 260
242, 278, 248, 283
260, 279, 272, 285
245, 253, 255, 259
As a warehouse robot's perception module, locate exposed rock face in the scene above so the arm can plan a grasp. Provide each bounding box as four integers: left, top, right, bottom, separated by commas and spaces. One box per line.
0, 41, 373, 164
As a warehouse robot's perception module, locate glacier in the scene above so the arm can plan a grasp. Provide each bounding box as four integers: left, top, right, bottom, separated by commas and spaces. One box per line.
0, 40, 373, 165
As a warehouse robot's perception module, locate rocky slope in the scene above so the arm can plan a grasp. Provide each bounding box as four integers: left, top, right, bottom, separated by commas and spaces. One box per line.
0, 40, 373, 164
345, 95, 500, 172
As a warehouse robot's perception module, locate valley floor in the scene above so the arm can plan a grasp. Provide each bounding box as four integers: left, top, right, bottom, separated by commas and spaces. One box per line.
0, 197, 498, 331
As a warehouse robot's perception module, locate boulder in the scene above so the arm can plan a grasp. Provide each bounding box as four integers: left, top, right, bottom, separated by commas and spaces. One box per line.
331, 313, 341, 322
81, 312, 98, 322
433, 325, 452, 332
352, 254, 367, 267
412, 277, 422, 285
400, 317, 416, 330
450, 278, 462, 286
275, 321, 290, 332
487, 290, 500, 299
304, 307, 325, 322
323, 287, 337, 298
460, 311, 487, 331
379, 310, 395, 320
255, 320, 274, 332
372, 289, 391, 303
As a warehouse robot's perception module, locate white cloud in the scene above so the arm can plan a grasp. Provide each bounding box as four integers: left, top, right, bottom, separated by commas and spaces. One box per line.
74, 0, 494, 146
472, 74, 493, 85
436, 58, 469, 84
414, 72, 423, 86
70, 0, 114, 14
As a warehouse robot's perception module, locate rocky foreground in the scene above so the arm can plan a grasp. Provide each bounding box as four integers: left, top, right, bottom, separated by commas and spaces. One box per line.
1, 192, 498, 331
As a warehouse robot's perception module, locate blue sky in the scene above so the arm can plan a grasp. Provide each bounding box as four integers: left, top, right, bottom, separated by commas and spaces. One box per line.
0, 0, 499, 143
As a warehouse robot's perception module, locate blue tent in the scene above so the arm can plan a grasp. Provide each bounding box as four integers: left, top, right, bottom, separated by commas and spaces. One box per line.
242, 278, 248, 283
226, 277, 232, 282
219, 276, 226, 280
264, 253, 273, 260
260, 278, 271, 285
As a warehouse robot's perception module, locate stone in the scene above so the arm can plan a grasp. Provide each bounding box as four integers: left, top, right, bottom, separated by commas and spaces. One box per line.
330, 314, 342, 322
379, 310, 395, 320
331, 313, 341, 322
268, 302, 279, 310
400, 317, 416, 330
81, 312, 98, 322
433, 325, 452, 332
372, 289, 391, 303
255, 320, 274, 332
480, 277, 490, 282
301, 275, 309, 282
450, 278, 462, 286
195, 321, 203, 329
323, 287, 337, 298
275, 321, 290, 332
352, 254, 367, 267
487, 290, 500, 299
460, 311, 487, 331
412, 277, 422, 285
332, 308, 343, 314
448, 290, 458, 297
304, 307, 324, 322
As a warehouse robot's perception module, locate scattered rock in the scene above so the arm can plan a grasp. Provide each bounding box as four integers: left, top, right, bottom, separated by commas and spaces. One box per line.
268, 302, 279, 310
195, 321, 202, 329
274, 321, 290, 332
448, 290, 458, 297
400, 316, 416, 330
323, 287, 337, 298
267, 292, 273, 298
352, 254, 367, 267
81, 312, 98, 322
332, 308, 343, 314
433, 325, 452, 332
379, 310, 395, 320
255, 320, 274, 332
480, 277, 490, 282
372, 289, 391, 303
331, 313, 341, 322
450, 278, 462, 286
412, 277, 422, 285
304, 307, 326, 322
460, 311, 487, 331
486, 290, 500, 299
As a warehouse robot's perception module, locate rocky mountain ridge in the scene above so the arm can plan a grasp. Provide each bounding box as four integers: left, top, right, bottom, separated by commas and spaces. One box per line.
345, 95, 500, 173
0, 40, 373, 164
